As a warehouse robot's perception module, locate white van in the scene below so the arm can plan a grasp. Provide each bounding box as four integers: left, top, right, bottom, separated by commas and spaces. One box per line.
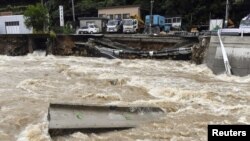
76, 24, 100, 34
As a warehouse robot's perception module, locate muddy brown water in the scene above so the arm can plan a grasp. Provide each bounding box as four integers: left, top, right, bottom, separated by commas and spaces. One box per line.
0, 51, 249, 141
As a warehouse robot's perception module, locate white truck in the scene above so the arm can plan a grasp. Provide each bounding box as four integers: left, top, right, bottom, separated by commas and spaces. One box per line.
106, 20, 123, 33
240, 14, 250, 29
122, 15, 144, 33
76, 24, 100, 34
122, 19, 138, 33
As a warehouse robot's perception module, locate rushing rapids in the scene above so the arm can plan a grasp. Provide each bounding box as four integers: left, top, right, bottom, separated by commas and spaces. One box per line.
0, 51, 249, 141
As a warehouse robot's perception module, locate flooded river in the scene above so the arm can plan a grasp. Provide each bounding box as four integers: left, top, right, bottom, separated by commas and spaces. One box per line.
0, 52, 249, 141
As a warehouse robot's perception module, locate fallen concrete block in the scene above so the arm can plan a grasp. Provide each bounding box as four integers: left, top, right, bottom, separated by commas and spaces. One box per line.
48, 103, 165, 136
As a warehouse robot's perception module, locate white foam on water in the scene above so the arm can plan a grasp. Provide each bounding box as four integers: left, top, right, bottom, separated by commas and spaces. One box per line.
27, 51, 47, 57
69, 132, 90, 140
215, 73, 250, 83
208, 104, 250, 116
0, 55, 249, 141
16, 79, 40, 95
0, 106, 13, 112
81, 92, 123, 101
17, 114, 51, 141
238, 116, 250, 124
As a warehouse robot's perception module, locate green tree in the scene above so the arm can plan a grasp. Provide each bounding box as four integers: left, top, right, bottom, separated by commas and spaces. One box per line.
24, 3, 49, 33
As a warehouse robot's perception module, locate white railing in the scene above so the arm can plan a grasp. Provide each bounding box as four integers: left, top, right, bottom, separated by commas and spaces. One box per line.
217, 29, 232, 75
220, 28, 250, 37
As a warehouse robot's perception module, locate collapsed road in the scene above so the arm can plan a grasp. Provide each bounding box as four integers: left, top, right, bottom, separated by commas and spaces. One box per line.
0, 33, 205, 63
74, 38, 196, 60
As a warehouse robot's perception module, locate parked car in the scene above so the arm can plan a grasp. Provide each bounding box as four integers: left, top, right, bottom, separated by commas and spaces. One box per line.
76, 24, 100, 34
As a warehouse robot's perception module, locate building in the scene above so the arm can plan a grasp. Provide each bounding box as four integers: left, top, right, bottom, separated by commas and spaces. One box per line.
98, 5, 141, 20
0, 11, 13, 16
0, 15, 32, 34
78, 17, 109, 32
165, 17, 182, 29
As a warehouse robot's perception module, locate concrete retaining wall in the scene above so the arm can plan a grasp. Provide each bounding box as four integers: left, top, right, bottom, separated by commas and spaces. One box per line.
205, 36, 250, 76
0, 35, 29, 55
0, 34, 49, 55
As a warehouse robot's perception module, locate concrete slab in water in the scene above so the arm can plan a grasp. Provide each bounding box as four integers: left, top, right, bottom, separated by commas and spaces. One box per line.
48, 103, 165, 136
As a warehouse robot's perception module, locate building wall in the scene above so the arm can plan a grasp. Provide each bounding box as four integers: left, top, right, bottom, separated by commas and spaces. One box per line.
80, 20, 101, 27
0, 15, 32, 34
98, 7, 140, 19
165, 17, 182, 29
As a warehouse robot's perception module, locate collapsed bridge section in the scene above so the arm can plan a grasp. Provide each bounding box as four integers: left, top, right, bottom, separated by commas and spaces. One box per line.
0, 33, 200, 61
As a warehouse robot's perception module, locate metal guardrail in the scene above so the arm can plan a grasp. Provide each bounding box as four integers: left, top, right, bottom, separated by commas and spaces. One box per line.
200, 28, 250, 37
75, 41, 192, 59
220, 28, 250, 37
108, 47, 192, 58
217, 29, 232, 76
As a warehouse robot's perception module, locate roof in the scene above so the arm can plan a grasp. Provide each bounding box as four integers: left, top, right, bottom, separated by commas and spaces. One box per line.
98, 5, 140, 10
0, 14, 24, 18
0, 11, 13, 16
78, 17, 109, 21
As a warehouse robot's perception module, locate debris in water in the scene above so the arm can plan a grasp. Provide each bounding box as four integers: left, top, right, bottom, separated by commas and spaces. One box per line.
48, 103, 165, 136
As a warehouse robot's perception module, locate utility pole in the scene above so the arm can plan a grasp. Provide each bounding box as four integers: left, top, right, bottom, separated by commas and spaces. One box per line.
149, 0, 154, 34
41, 0, 45, 32
71, 0, 76, 22
190, 14, 193, 26
225, 0, 229, 28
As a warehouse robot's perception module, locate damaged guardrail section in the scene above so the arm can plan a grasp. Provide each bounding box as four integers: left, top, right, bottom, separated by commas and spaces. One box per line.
75, 38, 194, 59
